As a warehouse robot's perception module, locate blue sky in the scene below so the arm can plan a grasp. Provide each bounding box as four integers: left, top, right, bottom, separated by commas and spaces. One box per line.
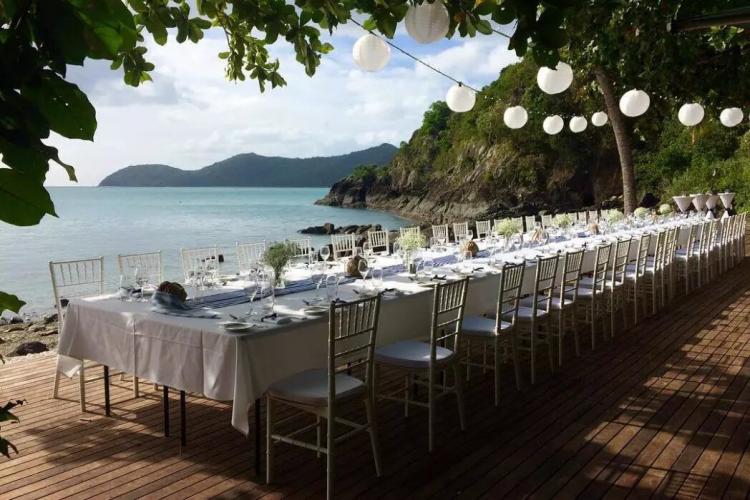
46, 23, 518, 185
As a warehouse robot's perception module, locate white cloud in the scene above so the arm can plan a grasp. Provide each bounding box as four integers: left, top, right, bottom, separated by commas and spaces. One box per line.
45, 29, 517, 186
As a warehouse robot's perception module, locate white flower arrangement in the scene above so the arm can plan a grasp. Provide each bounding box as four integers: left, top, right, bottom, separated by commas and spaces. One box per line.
658, 203, 673, 215
395, 231, 427, 253
494, 218, 523, 238
607, 210, 625, 223
633, 207, 650, 219
553, 213, 573, 229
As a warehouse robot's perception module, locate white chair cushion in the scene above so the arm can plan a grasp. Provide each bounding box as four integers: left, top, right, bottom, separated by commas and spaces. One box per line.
375, 340, 455, 369
268, 368, 365, 406
505, 306, 548, 321
520, 296, 574, 310
461, 315, 511, 337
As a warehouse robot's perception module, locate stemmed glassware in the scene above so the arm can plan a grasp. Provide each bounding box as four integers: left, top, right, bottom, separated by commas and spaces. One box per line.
320, 245, 331, 263
358, 258, 370, 292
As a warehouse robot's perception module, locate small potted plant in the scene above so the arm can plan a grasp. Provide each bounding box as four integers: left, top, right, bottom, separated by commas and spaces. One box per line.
633, 207, 650, 219
262, 242, 295, 289
658, 203, 673, 216
553, 213, 573, 229
395, 231, 427, 274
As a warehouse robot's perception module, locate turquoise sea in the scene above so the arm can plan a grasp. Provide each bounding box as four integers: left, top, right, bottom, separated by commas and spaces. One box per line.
0, 187, 412, 312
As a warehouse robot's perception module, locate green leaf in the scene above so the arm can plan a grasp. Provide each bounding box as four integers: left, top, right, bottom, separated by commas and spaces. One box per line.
21, 72, 96, 141
0, 292, 25, 314
0, 169, 57, 226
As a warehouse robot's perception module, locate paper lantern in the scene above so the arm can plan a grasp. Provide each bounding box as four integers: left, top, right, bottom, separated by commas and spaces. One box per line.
536, 62, 573, 95
569, 116, 587, 133
619, 89, 650, 117
543, 115, 564, 135
352, 34, 390, 72
678, 103, 704, 127
720, 107, 743, 127
591, 111, 608, 127
404, 1, 450, 44
445, 84, 475, 113
503, 106, 528, 129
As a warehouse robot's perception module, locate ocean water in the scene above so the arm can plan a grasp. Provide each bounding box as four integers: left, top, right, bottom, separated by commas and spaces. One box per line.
0, 187, 411, 312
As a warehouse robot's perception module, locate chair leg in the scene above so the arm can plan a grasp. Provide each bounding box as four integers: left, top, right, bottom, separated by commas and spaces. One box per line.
403, 375, 410, 418
133, 376, 140, 399
465, 340, 472, 381
364, 396, 382, 477
453, 365, 466, 431
266, 397, 274, 484
494, 339, 501, 406
52, 369, 61, 399
590, 302, 596, 350
79, 363, 87, 413
428, 375, 435, 452
316, 416, 322, 458
511, 333, 522, 391
558, 312, 564, 367
546, 318, 554, 373
530, 320, 537, 385
572, 310, 580, 357
326, 406, 335, 500
103, 366, 110, 417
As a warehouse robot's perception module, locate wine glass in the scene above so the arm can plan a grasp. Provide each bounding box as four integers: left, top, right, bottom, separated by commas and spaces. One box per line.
462, 250, 473, 273
372, 267, 384, 292
423, 258, 434, 279
358, 258, 370, 285
244, 286, 258, 320
320, 245, 331, 263
325, 274, 338, 302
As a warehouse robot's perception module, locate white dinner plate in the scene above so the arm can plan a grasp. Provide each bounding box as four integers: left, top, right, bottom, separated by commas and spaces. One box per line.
304, 306, 328, 316
219, 321, 255, 333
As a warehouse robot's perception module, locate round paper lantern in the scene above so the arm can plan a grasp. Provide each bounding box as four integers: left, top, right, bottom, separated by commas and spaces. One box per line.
678, 103, 704, 127
569, 116, 588, 133
591, 111, 608, 127
503, 106, 528, 129
720, 107, 744, 127
536, 62, 574, 95
445, 84, 475, 113
352, 34, 390, 72
619, 89, 650, 117
543, 115, 564, 135
404, 1, 450, 44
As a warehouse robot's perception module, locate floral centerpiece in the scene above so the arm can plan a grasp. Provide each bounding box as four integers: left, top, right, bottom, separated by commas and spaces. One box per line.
262, 242, 295, 287
395, 232, 427, 273
633, 207, 650, 219
553, 213, 573, 229
658, 203, 673, 215
607, 210, 625, 223
494, 218, 523, 238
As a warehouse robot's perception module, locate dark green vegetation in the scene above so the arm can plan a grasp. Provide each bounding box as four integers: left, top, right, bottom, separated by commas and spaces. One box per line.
319, 59, 750, 222
99, 144, 397, 187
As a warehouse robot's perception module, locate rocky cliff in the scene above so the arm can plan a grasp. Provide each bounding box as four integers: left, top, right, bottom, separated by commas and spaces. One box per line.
317, 61, 623, 223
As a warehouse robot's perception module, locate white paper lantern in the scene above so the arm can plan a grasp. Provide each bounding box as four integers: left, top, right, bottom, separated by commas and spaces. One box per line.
569, 116, 588, 133
445, 84, 475, 113
404, 1, 450, 44
536, 62, 574, 95
619, 89, 650, 117
720, 107, 744, 127
678, 103, 704, 127
591, 111, 608, 127
543, 115, 564, 135
352, 34, 390, 72
503, 106, 528, 129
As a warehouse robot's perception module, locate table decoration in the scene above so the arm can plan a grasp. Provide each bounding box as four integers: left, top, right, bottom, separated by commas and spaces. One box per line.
395, 231, 427, 274
658, 203, 673, 216
262, 242, 296, 288
633, 207, 649, 219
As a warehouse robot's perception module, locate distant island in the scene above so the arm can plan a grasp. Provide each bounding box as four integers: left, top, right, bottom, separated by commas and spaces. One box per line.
99, 143, 397, 187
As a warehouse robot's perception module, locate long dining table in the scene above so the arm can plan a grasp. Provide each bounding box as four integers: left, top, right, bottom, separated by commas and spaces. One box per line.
55, 214, 701, 471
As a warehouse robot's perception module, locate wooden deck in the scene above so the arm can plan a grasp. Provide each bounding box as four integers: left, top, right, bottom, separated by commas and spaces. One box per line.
3, 260, 750, 499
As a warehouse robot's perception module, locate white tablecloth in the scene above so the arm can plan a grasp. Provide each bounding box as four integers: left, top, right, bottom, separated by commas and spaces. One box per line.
57, 215, 700, 435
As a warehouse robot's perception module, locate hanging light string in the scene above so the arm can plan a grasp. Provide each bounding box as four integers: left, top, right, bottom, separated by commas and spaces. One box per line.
350, 20, 743, 127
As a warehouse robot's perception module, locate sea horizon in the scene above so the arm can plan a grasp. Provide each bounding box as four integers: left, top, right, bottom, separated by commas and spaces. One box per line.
0, 186, 412, 313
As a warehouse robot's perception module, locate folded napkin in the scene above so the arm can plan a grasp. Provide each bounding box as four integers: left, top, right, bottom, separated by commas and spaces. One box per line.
151, 291, 219, 318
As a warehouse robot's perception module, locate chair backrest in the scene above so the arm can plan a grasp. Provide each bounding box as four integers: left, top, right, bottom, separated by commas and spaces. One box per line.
529, 254, 559, 314
400, 226, 421, 238
524, 215, 536, 233
707, 220, 720, 251
682, 223, 695, 253
633, 233, 652, 278
429, 278, 470, 364
590, 243, 613, 294
453, 222, 471, 241
511, 217, 524, 231
118, 251, 163, 285
432, 224, 449, 243
331, 234, 356, 260
558, 249, 585, 303
328, 294, 381, 396
663, 228, 679, 267
181, 246, 219, 279
577, 211, 587, 222
287, 238, 313, 262
588, 209, 599, 223
721, 216, 734, 246
236, 241, 266, 273
697, 221, 712, 256
651, 231, 667, 271
493, 262, 525, 331
367, 230, 390, 254
611, 238, 632, 287
476, 220, 492, 239
49, 257, 105, 319
541, 214, 553, 229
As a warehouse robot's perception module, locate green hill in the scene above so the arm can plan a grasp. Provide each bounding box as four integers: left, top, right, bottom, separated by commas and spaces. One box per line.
99, 144, 398, 187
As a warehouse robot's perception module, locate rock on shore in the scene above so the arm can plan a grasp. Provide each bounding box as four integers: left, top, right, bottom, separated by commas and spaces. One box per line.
0, 313, 58, 358
299, 223, 384, 235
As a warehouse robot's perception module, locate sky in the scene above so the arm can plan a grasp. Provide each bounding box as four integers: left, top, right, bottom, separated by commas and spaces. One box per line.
45, 22, 518, 186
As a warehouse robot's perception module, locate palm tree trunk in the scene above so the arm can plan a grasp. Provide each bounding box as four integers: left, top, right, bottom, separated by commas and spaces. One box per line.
595, 67, 637, 214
